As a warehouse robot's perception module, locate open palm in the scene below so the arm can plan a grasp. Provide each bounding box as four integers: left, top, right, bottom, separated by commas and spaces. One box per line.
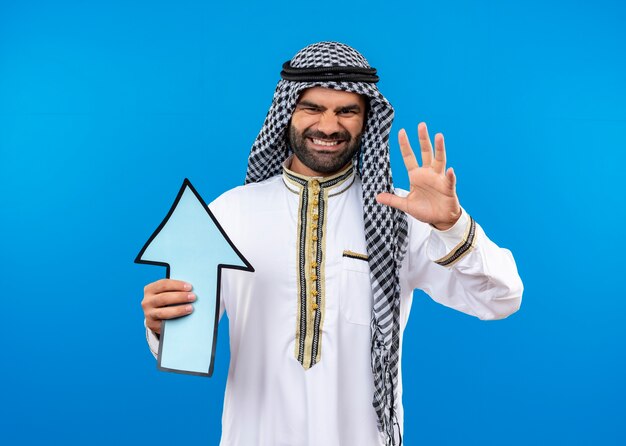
377, 122, 461, 230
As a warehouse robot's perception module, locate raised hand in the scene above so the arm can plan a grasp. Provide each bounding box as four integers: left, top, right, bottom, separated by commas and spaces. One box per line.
376, 122, 461, 230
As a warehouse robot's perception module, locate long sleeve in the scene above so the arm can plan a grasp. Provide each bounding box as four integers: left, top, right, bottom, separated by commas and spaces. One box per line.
144, 319, 160, 359
402, 209, 523, 320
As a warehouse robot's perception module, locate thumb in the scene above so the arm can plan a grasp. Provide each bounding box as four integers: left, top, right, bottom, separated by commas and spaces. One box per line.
376, 192, 407, 212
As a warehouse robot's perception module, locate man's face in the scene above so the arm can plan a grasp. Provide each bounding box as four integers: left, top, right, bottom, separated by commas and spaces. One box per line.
288, 87, 366, 177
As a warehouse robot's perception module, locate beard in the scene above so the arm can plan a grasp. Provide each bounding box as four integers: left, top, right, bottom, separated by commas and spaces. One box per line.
288, 124, 362, 175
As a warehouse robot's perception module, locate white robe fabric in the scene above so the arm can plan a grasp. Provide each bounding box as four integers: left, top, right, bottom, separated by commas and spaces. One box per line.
146, 167, 523, 446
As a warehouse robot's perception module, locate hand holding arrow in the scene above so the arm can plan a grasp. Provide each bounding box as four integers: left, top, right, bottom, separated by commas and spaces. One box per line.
136, 179, 254, 376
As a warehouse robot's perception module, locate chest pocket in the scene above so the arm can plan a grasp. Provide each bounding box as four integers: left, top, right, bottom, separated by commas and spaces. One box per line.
339, 254, 373, 326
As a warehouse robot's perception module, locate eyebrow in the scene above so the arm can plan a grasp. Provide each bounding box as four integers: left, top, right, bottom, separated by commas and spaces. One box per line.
337, 104, 362, 113
296, 100, 362, 113
296, 100, 323, 110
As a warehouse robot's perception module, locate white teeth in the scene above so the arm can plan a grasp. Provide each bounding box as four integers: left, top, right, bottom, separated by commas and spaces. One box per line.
311, 138, 340, 147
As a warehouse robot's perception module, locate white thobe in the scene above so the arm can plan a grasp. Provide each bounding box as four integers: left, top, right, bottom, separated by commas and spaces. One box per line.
146, 164, 523, 446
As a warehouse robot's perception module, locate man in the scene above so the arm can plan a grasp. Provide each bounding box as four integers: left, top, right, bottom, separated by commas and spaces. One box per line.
141, 42, 523, 446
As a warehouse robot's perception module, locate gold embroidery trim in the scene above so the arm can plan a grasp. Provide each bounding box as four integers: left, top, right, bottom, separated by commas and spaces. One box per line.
293, 179, 329, 369
342, 250, 369, 261
287, 165, 354, 369
313, 188, 328, 366
434, 216, 476, 267
301, 180, 317, 367
294, 181, 307, 365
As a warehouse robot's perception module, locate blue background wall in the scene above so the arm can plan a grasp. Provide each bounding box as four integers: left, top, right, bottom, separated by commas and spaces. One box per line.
1, 0, 624, 444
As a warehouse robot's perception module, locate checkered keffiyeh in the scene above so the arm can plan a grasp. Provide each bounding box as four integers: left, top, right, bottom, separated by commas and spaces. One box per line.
245, 41, 408, 446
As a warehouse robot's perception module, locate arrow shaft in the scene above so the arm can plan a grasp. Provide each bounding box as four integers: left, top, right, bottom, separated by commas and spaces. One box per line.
159, 265, 220, 375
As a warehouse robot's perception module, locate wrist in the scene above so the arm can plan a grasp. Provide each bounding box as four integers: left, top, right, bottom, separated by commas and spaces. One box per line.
431, 208, 462, 231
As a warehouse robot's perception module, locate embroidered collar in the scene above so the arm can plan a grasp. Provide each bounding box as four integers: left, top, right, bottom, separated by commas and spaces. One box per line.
282, 157, 356, 196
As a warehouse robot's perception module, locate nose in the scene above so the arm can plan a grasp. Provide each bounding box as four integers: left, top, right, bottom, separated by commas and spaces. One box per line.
315, 111, 341, 136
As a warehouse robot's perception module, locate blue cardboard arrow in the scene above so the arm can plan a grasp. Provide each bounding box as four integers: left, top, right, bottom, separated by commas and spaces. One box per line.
135, 179, 253, 376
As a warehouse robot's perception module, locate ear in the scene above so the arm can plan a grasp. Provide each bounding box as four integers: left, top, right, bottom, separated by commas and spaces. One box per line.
284, 120, 294, 149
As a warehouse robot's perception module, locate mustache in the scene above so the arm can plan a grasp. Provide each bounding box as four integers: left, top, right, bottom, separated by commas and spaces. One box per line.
303, 129, 351, 141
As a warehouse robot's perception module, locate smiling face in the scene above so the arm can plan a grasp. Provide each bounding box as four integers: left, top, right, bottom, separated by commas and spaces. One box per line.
288, 87, 366, 177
